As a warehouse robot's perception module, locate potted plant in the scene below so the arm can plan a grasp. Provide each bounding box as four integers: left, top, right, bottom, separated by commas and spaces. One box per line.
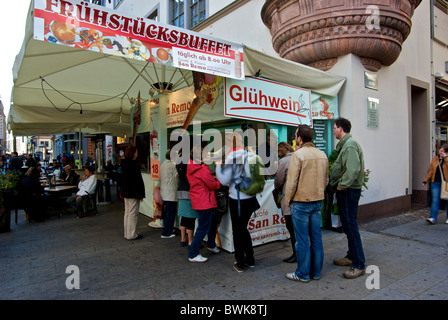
0, 170, 22, 232
322, 150, 340, 230
0, 171, 22, 192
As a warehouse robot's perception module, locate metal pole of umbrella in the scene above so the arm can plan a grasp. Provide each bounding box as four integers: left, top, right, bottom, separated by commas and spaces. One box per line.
78, 129, 82, 169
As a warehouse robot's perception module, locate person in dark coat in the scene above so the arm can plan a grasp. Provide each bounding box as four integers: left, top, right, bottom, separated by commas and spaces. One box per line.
19, 167, 48, 222
121, 146, 145, 240
60, 165, 80, 185
9, 152, 23, 171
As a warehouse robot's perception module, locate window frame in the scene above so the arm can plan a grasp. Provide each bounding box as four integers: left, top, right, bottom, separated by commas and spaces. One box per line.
146, 5, 160, 22
113, 0, 124, 9
169, 0, 208, 29
189, 0, 206, 29
171, 0, 185, 28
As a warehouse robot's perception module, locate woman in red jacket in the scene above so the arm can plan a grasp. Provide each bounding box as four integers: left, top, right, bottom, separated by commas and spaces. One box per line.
186, 144, 221, 263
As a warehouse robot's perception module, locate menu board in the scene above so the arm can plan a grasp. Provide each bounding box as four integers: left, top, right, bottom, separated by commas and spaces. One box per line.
312, 120, 330, 154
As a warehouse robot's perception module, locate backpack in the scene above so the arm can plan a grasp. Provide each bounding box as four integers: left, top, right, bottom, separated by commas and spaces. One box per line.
238, 150, 266, 195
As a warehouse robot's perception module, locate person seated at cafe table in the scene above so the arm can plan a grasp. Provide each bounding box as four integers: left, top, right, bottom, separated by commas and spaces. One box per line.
60, 165, 79, 186
66, 165, 97, 217
37, 163, 46, 176
19, 167, 48, 222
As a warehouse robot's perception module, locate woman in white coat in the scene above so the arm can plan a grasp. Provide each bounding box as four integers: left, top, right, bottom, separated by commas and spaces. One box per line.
160, 149, 179, 238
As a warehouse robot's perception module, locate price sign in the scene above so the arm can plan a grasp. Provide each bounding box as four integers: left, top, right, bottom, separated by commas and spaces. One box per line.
151, 158, 160, 181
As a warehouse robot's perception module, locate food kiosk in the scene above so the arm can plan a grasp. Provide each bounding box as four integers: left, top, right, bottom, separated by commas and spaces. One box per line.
134, 74, 341, 252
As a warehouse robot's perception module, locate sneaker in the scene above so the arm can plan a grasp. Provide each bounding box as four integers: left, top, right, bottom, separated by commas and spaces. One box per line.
245, 262, 255, 268
426, 217, 436, 225
189, 254, 208, 263
446, 219, 448, 224
285, 272, 310, 283
161, 234, 176, 239
207, 246, 220, 254
343, 267, 366, 279
333, 257, 352, 266
283, 254, 297, 263
233, 262, 244, 273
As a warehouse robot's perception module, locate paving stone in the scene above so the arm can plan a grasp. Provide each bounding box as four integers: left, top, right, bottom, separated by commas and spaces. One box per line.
1, 192, 448, 303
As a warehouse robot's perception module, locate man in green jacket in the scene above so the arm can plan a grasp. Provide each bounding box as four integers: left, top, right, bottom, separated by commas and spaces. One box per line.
330, 117, 366, 279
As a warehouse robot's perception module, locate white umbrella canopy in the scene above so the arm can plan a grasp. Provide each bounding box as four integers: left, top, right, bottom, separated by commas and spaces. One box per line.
8, 2, 193, 136
8, 0, 345, 136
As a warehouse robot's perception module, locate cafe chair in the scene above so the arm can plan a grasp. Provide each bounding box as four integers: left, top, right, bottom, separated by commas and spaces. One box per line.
79, 192, 98, 218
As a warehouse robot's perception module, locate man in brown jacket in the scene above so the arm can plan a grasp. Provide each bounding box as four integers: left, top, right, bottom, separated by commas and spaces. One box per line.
284, 125, 329, 283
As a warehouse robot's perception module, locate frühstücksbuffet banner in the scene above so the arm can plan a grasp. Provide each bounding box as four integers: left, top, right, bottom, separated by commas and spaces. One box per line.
33, 0, 245, 80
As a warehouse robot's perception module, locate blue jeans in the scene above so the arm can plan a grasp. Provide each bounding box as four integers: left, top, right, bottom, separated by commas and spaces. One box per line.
189, 208, 213, 258
336, 188, 366, 270
290, 201, 324, 281
430, 182, 448, 222
206, 210, 219, 249
161, 201, 177, 237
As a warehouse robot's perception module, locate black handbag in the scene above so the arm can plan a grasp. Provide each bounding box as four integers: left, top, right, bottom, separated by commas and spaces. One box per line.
215, 185, 229, 216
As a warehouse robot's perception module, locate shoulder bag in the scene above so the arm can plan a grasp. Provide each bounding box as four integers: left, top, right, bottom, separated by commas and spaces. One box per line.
438, 163, 448, 200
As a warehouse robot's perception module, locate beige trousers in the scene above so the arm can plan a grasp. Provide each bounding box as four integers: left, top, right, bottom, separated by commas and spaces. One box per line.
124, 198, 140, 240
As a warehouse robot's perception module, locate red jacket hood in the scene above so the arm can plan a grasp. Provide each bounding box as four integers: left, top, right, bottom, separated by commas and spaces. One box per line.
186, 159, 221, 210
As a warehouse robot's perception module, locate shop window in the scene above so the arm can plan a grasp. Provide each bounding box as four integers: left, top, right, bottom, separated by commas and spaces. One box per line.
437, 126, 448, 151
169, 120, 278, 176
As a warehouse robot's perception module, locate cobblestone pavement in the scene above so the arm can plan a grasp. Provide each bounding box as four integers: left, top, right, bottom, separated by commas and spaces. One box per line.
359, 208, 430, 233
1, 193, 447, 303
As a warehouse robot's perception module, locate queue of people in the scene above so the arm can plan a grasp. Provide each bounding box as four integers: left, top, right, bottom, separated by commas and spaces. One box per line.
154, 146, 222, 263
117, 117, 368, 280
1, 117, 370, 282
8, 116, 448, 282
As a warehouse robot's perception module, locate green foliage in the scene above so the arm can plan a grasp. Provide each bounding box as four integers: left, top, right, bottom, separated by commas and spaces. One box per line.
0, 171, 22, 191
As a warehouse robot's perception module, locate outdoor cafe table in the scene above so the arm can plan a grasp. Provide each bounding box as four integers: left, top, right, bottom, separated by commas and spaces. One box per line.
41, 180, 68, 187
44, 185, 77, 193
44, 185, 78, 216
